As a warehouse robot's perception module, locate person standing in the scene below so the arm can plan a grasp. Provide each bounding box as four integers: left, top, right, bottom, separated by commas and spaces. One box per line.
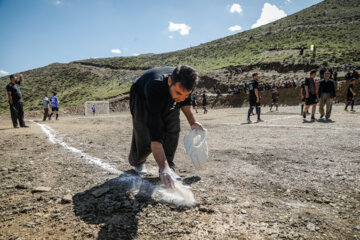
6, 74, 29, 128
345, 78, 356, 112
128, 66, 204, 188
300, 81, 306, 115
247, 73, 262, 123
303, 70, 318, 121
191, 93, 198, 113
49, 92, 60, 120
202, 91, 208, 114
92, 104, 96, 116
270, 88, 279, 111
318, 72, 336, 120
43, 94, 50, 121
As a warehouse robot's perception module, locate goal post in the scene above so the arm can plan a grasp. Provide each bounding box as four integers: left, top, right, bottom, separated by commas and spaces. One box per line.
84, 101, 110, 116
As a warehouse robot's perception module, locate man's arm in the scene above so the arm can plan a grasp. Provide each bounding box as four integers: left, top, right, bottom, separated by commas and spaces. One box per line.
305, 86, 309, 98
19, 74, 24, 83
350, 87, 356, 96
255, 88, 259, 102
181, 105, 204, 130
318, 82, 322, 98
7, 91, 13, 105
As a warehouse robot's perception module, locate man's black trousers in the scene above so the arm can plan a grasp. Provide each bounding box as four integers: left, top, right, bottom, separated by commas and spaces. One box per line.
9, 101, 25, 127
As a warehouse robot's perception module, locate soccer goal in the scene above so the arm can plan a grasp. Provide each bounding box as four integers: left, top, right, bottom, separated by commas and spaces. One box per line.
84, 101, 110, 116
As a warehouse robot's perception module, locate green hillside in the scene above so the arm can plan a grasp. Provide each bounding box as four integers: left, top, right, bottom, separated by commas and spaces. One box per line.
1, 0, 359, 114
77, 0, 360, 70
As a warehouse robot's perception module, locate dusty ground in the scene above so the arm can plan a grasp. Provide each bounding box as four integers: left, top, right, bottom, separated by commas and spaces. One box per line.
0, 105, 359, 240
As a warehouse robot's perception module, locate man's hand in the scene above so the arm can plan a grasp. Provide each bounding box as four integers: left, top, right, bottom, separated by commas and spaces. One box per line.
191, 121, 204, 131
9, 100, 13, 105
333, 97, 336, 100
256, 98, 259, 103
306, 94, 309, 98
159, 166, 175, 188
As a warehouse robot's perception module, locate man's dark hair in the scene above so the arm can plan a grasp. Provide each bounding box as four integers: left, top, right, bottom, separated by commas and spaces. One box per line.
310, 70, 317, 75
252, 73, 258, 78
171, 65, 198, 91
351, 78, 356, 82
53, 92, 57, 96
9, 75, 15, 80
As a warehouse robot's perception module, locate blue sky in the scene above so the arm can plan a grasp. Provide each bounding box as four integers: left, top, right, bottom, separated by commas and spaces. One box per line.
0, 0, 322, 75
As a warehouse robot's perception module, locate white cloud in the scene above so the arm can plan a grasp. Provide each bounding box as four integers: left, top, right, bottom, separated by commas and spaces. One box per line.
286, 0, 291, 3
54, 1, 62, 5
251, 3, 287, 29
133, 53, 139, 56
168, 22, 191, 36
111, 49, 121, 54
168, 35, 174, 39
228, 25, 242, 32
0, 70, 9, 76
230, 4, 242, 14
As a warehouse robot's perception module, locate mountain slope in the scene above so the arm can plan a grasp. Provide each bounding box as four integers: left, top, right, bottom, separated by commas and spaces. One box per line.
1, 0, 359, 114
77, 0, 360, 70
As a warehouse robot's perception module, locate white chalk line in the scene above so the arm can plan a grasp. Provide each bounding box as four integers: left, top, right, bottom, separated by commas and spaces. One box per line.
30, 120, 196, 207
30, 120, 121, 175
224, 115, 298, 125
254, 123, 360, 131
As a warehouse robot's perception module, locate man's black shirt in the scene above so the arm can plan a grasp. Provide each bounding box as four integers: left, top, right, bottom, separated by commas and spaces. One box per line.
305, 77, 316, 95
318, 79, 336, 98
132, 67, 191, 142
249, 80, 259, 100
272, 92, 279, 100
6, 81, 22, 102
348, 83, 354, 97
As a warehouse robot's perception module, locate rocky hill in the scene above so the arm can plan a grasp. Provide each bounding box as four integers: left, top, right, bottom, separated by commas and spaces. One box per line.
1, 0, 359, 114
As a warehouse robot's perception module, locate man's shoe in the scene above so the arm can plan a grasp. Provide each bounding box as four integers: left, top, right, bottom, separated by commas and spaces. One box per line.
351, 109, 356, 112
344, 109, 348, 112
20, 125, 29, 128
303, 113, 306, 119
247, 119, 252, 124
14, 126, 19, 128
311, 117, 316, 122
135, 163, 148, 175
320, 115, 324, 119
257, 119, 264, 122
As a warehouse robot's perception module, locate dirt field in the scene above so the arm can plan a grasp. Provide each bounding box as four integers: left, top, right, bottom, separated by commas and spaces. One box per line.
0, 105, 359, 240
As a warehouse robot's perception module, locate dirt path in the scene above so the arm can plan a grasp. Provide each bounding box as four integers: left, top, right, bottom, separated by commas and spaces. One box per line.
0, 105, 359, 240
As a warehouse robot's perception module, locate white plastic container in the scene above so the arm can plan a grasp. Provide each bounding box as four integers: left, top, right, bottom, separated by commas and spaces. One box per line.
184, 128, 208, 169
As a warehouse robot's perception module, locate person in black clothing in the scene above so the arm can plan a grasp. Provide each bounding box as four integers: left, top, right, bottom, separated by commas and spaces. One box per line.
345, 78, 356, 112
270, 89, 279, 111
247, 73, 262, 123
352, 70, 359, 80
6, 74, 29, 128
202, 91, 208, 114
300, 81, 306, 115
191, 93, 198, 113
303, 70, 318, 121
318, 71, 336, 120
128, 66, 204, 188
319, 66, 327, 79
299, 46, 304, 55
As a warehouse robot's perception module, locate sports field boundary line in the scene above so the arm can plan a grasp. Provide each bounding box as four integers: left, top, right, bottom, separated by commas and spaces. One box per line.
30, 120, 122, 175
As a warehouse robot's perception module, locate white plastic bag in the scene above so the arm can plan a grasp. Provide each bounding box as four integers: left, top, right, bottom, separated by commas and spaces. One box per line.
184, 128, 208, 169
